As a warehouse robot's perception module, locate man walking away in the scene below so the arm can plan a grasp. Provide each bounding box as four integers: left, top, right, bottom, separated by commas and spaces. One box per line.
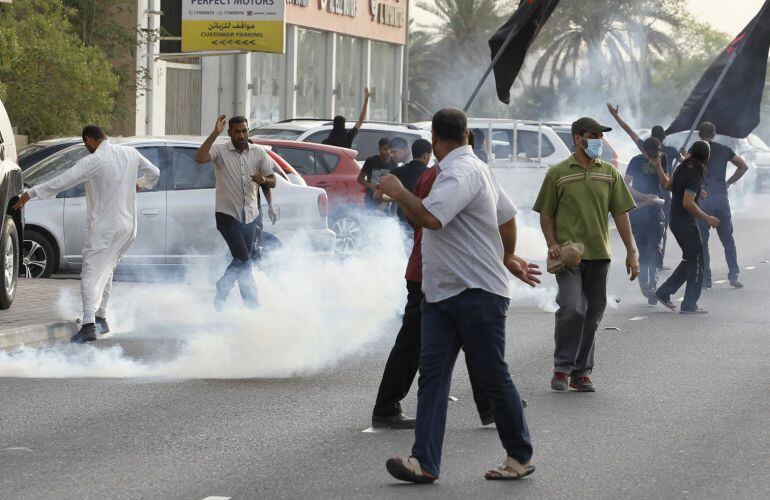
696, 122, 749, 289
389, 139, 431, 228
624, 138, 667, 304
358, 138, 397, 209
196, 115, 276, 310
378, 108, 540, 483
533, 117, 639, 393
14, 126, 159, 343
322, 87, 370, 148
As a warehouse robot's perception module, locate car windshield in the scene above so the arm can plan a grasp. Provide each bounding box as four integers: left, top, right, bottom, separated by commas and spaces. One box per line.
18, 144, 46, 158
23, 145, 89, 186
748, 134, 770, 151
250, 128, 303, 140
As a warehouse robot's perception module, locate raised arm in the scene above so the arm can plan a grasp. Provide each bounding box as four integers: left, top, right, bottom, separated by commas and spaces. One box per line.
607, 103, 642, 149
136, 152, 160, 190
354, 87, 370, 130
196, 115, 226, 163
726, 154, 749, 188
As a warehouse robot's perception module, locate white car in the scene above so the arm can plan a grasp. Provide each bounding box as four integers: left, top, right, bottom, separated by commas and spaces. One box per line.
251, 120, 431, 163
21, 137, 335, 278
413, 119, 571, 208
0, 97, 23, 308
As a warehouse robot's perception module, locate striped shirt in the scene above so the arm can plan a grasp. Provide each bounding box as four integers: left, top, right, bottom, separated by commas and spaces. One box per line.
210, 142, 273, 224
421, 145, 517, 303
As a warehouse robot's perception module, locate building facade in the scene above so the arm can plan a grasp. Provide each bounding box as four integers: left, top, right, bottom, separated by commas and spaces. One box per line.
127, 0, 407, 136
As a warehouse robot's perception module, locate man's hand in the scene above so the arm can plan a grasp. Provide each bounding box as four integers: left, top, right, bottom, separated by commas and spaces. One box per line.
12, 192, 30, 210
606, 102, 619, 116
136, 183, 142, 193
626, 250, 640, 281
505, 255, 541, 287
649, 156, 662, 169
214, 114, 227, 135
548, 243, 562, 259
376, 174, 406, 200
268, 205, 277, 225
251, 172, 265, 185
706, 215, 720, 228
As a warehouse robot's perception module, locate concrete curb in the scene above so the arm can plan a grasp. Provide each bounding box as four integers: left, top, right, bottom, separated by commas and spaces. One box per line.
0, 321, 77, 350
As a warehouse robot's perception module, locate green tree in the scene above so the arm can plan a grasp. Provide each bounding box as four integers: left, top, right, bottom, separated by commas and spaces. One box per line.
0, 0, 119, 140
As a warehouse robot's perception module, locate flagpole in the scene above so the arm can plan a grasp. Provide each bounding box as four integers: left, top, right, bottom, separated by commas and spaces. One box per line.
463, 25, 519, 112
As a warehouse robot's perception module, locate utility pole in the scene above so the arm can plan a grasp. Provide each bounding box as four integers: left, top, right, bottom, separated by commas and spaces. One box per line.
145, 0, 162, 135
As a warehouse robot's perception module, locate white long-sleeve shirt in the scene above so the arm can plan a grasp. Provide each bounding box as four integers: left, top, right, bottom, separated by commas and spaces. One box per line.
28, 141, 160, 252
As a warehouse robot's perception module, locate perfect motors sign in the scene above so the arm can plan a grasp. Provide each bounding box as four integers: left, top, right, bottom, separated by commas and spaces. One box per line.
182, 0, 285, 53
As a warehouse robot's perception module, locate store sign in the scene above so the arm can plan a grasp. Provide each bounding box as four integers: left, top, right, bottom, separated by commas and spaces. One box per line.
369, 0, 404, 27
318, 0, 357, 17
182, 0, 286, 53
287, 0, 309, 5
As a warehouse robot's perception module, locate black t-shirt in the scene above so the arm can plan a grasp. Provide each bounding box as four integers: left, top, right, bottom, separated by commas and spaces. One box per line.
322, 128, 358, 149
391, 160, 428, 222
362, 154, 397, 199
626, 154, 664, 200
670, 163, 703, 223
704, 141, 736, 200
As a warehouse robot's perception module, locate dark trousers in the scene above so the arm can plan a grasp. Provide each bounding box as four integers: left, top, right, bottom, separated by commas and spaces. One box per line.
215, 212, 260, 305
373, 281, 492, 419
658, 219, 704, 311
411, 289, 531, 477
630, 207, 665, 292
697, 197, 739, 284
554, 260, 610, 377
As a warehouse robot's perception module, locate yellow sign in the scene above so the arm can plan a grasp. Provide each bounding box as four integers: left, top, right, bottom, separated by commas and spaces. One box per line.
182, 1, 285, 53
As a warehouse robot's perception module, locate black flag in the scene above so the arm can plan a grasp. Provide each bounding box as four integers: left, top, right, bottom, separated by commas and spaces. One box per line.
666, 0, 770, 138
489, 0, 560, 104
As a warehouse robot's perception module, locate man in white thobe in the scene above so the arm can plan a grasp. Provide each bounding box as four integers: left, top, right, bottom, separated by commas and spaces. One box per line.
15, 125, 160, 343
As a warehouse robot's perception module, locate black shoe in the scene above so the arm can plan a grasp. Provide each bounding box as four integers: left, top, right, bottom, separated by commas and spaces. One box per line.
372, 413, 416, 429
654, 290, 676, 311
95, 317, 110, 335
71, 323, 97, 344
730, 280, 744, 289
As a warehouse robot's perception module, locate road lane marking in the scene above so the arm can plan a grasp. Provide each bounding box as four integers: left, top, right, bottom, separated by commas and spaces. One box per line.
1, 447, 33, 452
201, 497, 231, 500
362, 427, 384, 433
629, 316, 647, 321
714, 280, 727, 284
745, 266, 756, 270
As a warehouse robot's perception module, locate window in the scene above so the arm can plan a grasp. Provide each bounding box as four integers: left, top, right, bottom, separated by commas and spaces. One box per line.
305, 131, 332, 144
296, 29, 328, 118
320, 152, 340, 172
271, 146, 328, 175
489, 130, 554, 160
334, 35, 364, 118
352, 130, 388, 159
369, 42, 398, 121
250, 128, 303, 141
23, 145, 89, 187
172, 147, 215, 190
251, 52, 285, 126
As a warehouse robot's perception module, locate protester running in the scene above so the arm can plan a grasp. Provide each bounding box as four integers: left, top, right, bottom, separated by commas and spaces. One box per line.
624, 137, 667, 304
14, 125, 160, 343
377, 108, 540, 484
358, 137, 397, 209
533, 117, 638, 393
196, 115, 276, 310
695, 122, 749, 289
654, 141, 719, 314
322, 87, 370, 148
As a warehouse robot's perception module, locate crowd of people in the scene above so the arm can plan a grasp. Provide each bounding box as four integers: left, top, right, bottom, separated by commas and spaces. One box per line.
12, 96, 748, 484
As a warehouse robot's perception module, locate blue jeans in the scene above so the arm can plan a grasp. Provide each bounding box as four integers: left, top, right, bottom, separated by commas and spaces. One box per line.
411, 289, 532, 477
697, 196, 739, 284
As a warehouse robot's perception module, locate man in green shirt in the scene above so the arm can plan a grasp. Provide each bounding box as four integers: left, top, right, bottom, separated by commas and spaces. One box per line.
533, 117, 639, 393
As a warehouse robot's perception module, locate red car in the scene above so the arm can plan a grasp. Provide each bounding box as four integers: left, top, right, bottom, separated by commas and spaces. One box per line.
252, 139, 365, 254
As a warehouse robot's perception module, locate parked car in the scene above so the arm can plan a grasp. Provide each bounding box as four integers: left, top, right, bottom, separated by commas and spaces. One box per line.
250, 139, 365, 254
742, 134, 770, 192
251, 119, 431, 164
21, 137, 335, 278
18, 138, 80, 171
0, 98, 24, 308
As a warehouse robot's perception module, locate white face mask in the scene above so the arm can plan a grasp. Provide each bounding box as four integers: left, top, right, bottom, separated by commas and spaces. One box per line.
583, 138, 603, 159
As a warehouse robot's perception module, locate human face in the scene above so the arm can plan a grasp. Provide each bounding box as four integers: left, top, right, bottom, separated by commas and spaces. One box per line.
391, 146, 410, 164
378, 145, 391, 161
83, 137, 99, 154
643, 147, 661, 160
229, 121, 250, 150
573, 131, 603, 149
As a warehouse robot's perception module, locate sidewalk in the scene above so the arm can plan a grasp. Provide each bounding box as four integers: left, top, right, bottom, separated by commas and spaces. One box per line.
0, 278, 80, 349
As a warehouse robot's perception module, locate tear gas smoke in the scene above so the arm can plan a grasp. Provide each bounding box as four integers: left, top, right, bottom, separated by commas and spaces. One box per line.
0, 213, 555, 379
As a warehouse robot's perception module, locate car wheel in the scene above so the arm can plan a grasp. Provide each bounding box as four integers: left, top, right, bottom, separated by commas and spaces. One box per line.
22, 230, 55, 279
330, 214, 362, 255
0, 216, 19, 309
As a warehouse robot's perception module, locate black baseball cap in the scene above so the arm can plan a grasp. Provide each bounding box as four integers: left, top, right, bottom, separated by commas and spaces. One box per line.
571, 117, 612, 135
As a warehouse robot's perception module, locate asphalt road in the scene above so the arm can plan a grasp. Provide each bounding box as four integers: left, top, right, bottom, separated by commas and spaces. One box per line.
2, 201, 770, 500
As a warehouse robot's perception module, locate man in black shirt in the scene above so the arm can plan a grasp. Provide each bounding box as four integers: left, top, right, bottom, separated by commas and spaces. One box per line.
358, 137, 397, 209
625, 138, 667, 304
391, 139, 431, 225
696, 122, 750, 289
322, 87, 370, 149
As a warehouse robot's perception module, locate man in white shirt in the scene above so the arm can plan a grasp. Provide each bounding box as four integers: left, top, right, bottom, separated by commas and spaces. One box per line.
377, 108, 540, 484
15, 125, 160, 343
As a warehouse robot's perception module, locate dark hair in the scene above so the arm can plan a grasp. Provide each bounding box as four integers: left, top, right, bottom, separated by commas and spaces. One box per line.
389, 136, 408, 151
432, 107, 467, 144
472, 128, 485, 144
683, 140, 711, 178
81, 125, 106, 141
467, 129, 476, 148
651, 125, 666, 142
642, 137, 661, 155
228, 115, 248, 128
378, 137, 390, 148
411, 138, 432, 158
698, 121, 716, 139
333, 115, 345, 128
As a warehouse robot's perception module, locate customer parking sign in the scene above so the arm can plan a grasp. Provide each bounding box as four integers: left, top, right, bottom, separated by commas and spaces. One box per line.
182, 0, 286, 53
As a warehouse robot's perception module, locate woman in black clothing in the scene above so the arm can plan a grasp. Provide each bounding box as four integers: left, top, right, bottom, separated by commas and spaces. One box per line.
654, 141, 720, 314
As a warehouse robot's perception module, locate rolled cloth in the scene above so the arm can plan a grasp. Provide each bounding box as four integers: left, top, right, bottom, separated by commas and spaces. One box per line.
547, 240, 584, 274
